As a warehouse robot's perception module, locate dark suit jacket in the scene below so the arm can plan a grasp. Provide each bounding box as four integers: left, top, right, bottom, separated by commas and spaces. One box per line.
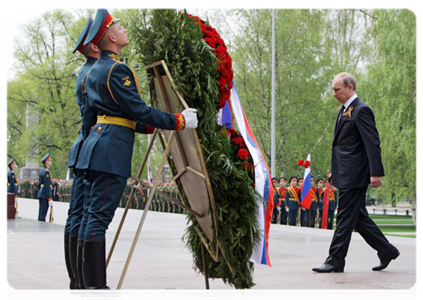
331, 97, 384, 189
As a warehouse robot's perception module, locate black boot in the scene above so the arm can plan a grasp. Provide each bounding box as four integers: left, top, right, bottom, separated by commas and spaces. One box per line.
82, 240, 110, 289
64, 234, 77, 289
69, 236, 80, 289
77, 238, 85, 289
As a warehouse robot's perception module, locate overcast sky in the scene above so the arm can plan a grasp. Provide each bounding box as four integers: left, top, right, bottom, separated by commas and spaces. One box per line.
6, 7, 49, 80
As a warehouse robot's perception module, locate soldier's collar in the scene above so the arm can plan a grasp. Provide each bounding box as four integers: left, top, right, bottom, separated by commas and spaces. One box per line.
102, 50, 120, 61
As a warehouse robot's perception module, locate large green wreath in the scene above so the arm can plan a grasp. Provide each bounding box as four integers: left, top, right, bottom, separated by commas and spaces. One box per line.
128, 9, 260, 289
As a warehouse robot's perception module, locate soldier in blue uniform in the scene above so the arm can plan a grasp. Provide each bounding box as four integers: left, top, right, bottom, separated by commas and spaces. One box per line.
64, 17, 101, 290
278, 177, 288, 225
7, 158, 19, 216
316, 178, 324, 228
298, 177, 308, 227
327, 185, 338, 229
271, 177, 279, 224
7, 158, 18, 196
306, 176, 318, 227
75, 9, 198, 289
37, 154, 53, 221
286, 176, 300, 226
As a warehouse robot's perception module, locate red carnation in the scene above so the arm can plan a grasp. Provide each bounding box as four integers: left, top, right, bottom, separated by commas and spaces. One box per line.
303, 160, 311, 168
237, 148, 250, 161
227, 129, 239, 138
297, 159, 304, 166
231, 137, 247, 148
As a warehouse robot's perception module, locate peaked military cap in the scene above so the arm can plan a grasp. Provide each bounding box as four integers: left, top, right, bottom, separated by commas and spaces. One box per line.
73, 17, 93, 54
316, 178, 324, 183
40, 153, 51, 163
278, 177, 286, 182
84, 9, 120, 46
289, 176, 297, 183
8, 158, 15, 169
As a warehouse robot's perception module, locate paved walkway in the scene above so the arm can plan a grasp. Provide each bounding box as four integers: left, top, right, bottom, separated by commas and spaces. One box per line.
5, 198, 419, 299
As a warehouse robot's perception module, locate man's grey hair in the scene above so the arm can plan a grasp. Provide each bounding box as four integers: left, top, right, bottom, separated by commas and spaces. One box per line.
335, 72, 356, 91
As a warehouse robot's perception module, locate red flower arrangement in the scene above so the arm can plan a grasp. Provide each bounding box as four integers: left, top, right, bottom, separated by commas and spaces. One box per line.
298, 159, 311, 168
187, 14, 234, 109
227, 128, 253, 173
186, 14, 252, 174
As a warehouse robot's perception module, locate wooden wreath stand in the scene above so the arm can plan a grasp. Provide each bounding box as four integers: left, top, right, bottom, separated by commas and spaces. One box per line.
107, 61, 230, 289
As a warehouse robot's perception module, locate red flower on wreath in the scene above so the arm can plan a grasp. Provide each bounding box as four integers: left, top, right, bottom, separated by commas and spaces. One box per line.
186, 14, 234, 109
231, 137, 247, 148
237, 148, 250, 161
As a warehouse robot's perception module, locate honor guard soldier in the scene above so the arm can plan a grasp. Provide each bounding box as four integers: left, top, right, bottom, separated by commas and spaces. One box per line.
327, 185, 338, 229
278, 177, 287, 225
64, 17, 101, 290
7, 158, 19, 216
37, 154, 53, 221
307, 176, 318, 228
286, 176, 300, 225
316, 178, 324, 228
271, 177, 279, 224
298, 177, 307, 227
75, 9, 198, 289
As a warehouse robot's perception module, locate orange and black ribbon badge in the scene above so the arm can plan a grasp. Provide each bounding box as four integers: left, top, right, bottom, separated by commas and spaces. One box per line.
342, 106, 354, 118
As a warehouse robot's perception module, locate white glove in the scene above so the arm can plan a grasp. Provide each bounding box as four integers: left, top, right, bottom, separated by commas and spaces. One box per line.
48, 200, 53, 207
277, 207, 281, 212
181, 108, 198, 129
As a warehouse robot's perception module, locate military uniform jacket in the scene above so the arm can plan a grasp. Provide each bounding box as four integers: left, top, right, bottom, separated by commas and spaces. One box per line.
277, 187, 287, 208
37, 167, 52, 199
332, 97, 384, 188
76, 51, 178, 178
317, 188, 324, 210
68, 57, 97, 168
310, 186, 318, 210
328, 188, 338, 210
286, 186, 300, 210
7, 170, 18, 195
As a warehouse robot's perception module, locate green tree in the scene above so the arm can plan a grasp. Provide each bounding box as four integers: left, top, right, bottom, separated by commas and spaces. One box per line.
360, 9, 416, 204
8, 10, 93, 178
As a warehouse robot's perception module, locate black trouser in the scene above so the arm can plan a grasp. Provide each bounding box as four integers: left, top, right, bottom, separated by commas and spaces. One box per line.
324, 187, 398, 269
38, 198, 49, 221
288, 208, 298, 225
280, 208, 287, 225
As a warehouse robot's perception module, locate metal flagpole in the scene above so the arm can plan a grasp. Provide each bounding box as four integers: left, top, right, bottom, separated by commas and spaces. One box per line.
271, 9, 276, 177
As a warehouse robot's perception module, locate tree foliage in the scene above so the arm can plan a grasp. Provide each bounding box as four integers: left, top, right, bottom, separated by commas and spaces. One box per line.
7, 9, 415, 200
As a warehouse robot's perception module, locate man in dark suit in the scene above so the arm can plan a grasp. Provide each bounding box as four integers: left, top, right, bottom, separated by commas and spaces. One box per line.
312, 72, 399, 273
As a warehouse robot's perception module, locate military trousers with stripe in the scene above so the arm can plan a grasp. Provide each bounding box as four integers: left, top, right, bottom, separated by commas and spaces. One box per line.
82, 170, 127, 241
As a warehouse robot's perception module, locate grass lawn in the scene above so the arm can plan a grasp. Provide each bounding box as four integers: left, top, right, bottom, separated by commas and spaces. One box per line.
378, 225, 416, 233
374, 220, 414, 225
331, 214, 416, 238
385, 234, 416, 238
369, 214, 413, 220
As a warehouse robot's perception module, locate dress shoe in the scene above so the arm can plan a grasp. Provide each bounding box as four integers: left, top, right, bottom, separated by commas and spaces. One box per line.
372, 250, 400, 271
85, 285, 131, 300
312, 263, 344, 273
